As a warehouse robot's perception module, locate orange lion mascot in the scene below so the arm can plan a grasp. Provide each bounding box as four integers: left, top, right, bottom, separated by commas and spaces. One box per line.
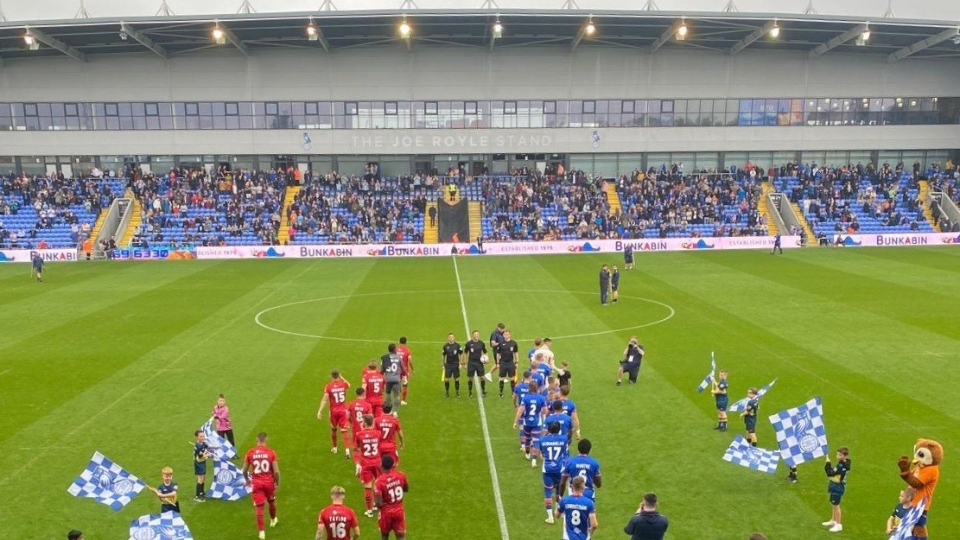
898, 438, 943, 538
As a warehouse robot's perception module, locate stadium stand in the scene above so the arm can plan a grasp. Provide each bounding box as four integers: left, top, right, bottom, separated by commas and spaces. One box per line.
0, 174, 123, 249
776, 161, 936, 236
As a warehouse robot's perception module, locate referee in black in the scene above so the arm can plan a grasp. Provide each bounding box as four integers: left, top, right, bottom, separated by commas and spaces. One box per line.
442, 333, 464, 398
465, 331, 488, 398
495, 330, 519, 399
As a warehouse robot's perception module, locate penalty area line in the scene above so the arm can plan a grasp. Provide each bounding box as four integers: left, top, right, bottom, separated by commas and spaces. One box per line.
452, 255, 511, 540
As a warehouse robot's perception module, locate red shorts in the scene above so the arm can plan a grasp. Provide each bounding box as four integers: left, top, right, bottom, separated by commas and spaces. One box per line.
378, 509, 407, 535
251, 480, 276, 506
358, 464, 382, 484
367, 402, 383, 417
330, 410, 349, 430
381, 446, 400, 466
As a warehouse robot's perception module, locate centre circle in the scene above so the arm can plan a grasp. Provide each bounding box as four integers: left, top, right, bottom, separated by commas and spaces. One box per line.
254, 289, 675, 344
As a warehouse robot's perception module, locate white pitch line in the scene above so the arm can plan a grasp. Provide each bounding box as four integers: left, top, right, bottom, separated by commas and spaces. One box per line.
452, 255, 510, 540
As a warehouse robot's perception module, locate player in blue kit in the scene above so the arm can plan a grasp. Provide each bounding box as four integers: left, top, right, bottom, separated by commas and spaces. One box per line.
561, 439, 602, 503
513, 371, 532, 407
557, 477, 598, 540
539, 422, 570, 524
554, 386, 582, 440
544, 401, 574, 442
193, 430, 212, 502
740, 388, 759, 447
514, 381, 547, 467
711, 370, 729, 431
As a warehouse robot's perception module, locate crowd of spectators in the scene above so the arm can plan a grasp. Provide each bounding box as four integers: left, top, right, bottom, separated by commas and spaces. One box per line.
0, 172, 117, 249
130, 165, 286, 247
925, 160, 960, 233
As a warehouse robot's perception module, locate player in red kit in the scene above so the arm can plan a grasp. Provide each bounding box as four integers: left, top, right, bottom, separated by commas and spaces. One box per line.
374, 455, 409, 540
353, 414, 382, 518
346, 388, 374, 454
316, 485, 360, 540
243, 432, 280, 540
397, 337, 414, 405
376, 403, 404, 467
317, 370, 351, 456
362, 361, 387, 418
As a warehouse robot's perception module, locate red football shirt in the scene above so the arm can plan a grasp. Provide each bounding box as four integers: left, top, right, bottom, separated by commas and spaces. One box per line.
376, 414, 402, 450
244, 446, 278, 484
362, 370, 386, 405
318, 503, 358, 540
346, 399, 373, 432
375, 470, 409, 513
397, 344, 412, 373
354, 428, 382, 467
325, 380, 350, 412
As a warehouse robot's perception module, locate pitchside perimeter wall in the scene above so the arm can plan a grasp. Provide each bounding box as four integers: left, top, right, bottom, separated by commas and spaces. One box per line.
0, 48, 957, 156
4, 233, 960, 263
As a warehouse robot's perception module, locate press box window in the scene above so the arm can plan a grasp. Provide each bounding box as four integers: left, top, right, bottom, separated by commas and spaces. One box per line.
425, 102, 438, 115
385, 102, 398, 115
105, 103, 119, 117
345, 102, 358, 115
505, 101, 517, 114
225, 102, 239, 116
185, 103, 199, 116
65, 103, 79, 117
465, 102, 477, 114
145, 103, 159, 116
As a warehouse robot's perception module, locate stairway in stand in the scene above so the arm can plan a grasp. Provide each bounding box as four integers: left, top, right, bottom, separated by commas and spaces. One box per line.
918, 181, 941, 232
468, 201, 483, 244
759, 182, 779, 236
88, 206, 111, 245
603, 181, 622, 217
276, 185, 301, 244
789, 202, 817, 246
424, 201, 439, 244
119, 189, 143, 247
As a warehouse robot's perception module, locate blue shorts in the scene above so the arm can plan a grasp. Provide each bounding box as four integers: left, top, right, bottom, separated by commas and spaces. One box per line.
715, 397, 728, 411
828, 483, 845, 505
543, 472, 561, 489
744, 418, 757, 433
194, 462, 207, 476
624, 254, 634, 264
523, 425, 541, 443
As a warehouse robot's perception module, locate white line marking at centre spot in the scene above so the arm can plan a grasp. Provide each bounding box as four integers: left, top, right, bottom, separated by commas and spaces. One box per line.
452, 256, 511, 540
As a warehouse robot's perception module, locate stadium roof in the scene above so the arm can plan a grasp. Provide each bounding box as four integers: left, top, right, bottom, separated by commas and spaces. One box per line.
0, 9, 958, 64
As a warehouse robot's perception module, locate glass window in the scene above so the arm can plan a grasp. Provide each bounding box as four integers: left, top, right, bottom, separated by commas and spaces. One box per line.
24, 103, 38, 116
583, 100, 595, 114
346, 102, 358, 115
544, 101, 556, 114
145, 103, 159, 116
225, 102, 238, 116
504, 101, 517, 114
263, 102, 277, 115
212, 102, 226, 116
185, 102, 199, 116
465, 101, 477, 114
104, 103, 118, 116
425, 102, 438, 115
622, 100, 634, 113
65, 103, 79, 116
385, 102, 398, 115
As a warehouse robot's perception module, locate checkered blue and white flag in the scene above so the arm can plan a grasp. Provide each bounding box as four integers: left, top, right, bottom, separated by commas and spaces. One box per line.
67, 452, 147, 512
696, 352, 716, 393
722, 435, 780, 474
890, 499, 926, 540
206, 458, 251, 501
769, 396, 829, 467
128, 511, 194, 540
201, 418, 237, 460
729, 378, 777, 413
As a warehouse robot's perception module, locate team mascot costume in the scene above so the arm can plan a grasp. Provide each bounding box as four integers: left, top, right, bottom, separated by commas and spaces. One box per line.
898, 438, 943, 538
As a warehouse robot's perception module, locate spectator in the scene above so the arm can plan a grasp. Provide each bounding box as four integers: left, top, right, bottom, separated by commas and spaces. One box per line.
67, 530, 84, 540
623, 492, 668, 540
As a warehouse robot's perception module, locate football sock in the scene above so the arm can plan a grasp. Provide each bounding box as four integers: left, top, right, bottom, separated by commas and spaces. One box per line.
468, 380, 474, 394
480, 380, 486, 393
331, 430, 338, 448
401, 386, 408, 401
444, 381, 450, 394
499, 381, 505, 395
196, 482, 204, 498
364, 487, 374, 511
454, 380, 460, 394
256, 506, 265, 531
510, 381, 516, 393
268, 501, 277, 519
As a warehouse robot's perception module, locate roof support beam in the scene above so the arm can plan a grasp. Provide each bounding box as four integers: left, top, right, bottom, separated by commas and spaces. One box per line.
120, 23, 168, 58
808, 23, 867, 59
729, 20, 776, 55
888, 26, 959, 62
24, 26, 86, 62
221, 26, 249, 56
649, 22, 681, 53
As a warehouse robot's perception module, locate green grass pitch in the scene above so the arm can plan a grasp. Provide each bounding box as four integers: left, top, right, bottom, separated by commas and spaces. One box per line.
1, 247, 958, 539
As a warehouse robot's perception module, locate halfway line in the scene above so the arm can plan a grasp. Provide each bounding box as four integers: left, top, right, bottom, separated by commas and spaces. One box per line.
452, 255, 511, 540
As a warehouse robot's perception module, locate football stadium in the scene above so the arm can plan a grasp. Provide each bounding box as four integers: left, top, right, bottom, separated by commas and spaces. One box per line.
0, 0, 959, 538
